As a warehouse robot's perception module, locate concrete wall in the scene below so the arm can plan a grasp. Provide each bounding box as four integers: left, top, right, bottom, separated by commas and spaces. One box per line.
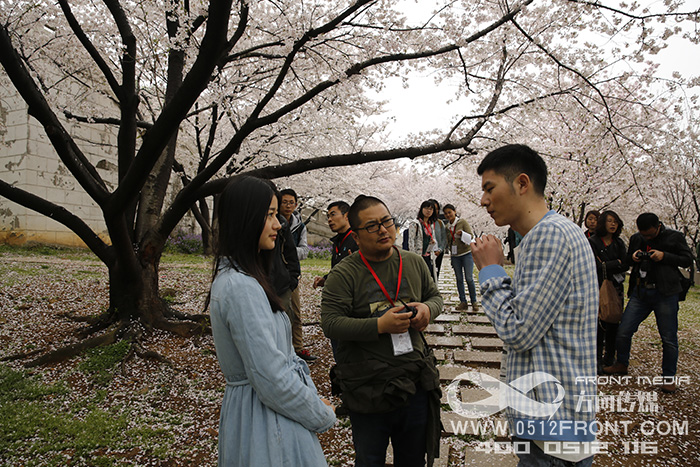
0, 73, 118, 247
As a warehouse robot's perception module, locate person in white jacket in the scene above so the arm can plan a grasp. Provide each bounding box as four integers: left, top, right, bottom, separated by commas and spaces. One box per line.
407, 200, 444, 283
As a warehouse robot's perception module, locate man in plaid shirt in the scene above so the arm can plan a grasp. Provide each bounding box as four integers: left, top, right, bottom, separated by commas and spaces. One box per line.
472, 144, 598, 466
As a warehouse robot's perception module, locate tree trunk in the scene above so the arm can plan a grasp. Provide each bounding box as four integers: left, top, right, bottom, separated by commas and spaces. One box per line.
106, 243, 206, 337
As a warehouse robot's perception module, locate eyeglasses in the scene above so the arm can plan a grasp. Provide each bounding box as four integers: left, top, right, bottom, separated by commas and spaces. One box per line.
281, 200, 296, 206
356, 217, 396, 233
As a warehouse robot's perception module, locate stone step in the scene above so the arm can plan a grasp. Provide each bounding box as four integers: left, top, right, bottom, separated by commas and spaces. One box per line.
470, 337, 504, 351
466, 315, 491, 324
426, 335, 464, 347
437, 366, 500, 382
433, 349, 448, 361
434, 314, 461, 323
462, 445, 518, 465
454, 350, 502, 366
425, 323, 446, 334
452, 324, 499, 336
440, 384, 497, 405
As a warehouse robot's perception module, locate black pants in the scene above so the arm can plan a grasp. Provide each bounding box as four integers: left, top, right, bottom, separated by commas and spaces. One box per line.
597, 319, 619, 369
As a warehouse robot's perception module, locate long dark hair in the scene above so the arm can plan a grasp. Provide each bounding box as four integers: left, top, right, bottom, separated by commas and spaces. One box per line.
417, 200, 437, 223
214, 175, 283, 311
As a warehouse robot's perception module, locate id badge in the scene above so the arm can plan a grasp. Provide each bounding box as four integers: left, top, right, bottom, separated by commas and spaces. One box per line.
451, 245, 458, 255
391, 331, 414, 356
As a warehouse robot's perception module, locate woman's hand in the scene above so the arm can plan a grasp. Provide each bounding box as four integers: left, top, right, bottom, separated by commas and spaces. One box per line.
321, 398, 336, 412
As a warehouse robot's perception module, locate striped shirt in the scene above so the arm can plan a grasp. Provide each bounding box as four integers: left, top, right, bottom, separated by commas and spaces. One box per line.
479, 211, 598, 441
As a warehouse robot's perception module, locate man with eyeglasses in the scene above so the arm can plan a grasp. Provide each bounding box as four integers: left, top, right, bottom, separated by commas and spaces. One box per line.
604, 212, 693, 394
279, 188, 315, 362
321, 195, 443, 467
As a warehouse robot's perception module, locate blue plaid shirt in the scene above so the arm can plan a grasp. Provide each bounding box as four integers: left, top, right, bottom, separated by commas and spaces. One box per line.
479, 211, 597, 441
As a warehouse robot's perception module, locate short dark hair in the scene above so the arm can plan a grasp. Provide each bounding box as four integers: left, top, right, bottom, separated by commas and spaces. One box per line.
443, 203, 456, 212
279, 188, 298, 202
636, 212, 659, 231
585, 210, 600, 221
477, 144, 548, 196
348, 195, 389, 230
327, 201, 350, 215
417, 200, 438, 223
215, 175, 283, 311
595, 210, 623, 237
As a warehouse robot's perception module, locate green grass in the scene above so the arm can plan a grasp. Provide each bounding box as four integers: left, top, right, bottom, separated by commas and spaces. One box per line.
301, 257, 331, 273
0, 243, 101, 262
79, 341, 131, 385
0, 364, 173, 466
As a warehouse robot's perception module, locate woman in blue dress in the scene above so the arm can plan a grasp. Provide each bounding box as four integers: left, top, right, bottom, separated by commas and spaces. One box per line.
210, 176, 336, 466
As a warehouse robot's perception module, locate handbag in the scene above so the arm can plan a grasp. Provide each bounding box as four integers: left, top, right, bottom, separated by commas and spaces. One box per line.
599, 264, 623, 323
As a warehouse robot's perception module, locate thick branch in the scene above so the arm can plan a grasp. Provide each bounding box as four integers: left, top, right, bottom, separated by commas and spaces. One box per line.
0, 179, 113, 265
157, 133, 479, 239
110, 0, 237, 212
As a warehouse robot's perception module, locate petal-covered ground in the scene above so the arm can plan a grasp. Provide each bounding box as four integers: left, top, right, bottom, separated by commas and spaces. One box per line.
0, 249, 698, 466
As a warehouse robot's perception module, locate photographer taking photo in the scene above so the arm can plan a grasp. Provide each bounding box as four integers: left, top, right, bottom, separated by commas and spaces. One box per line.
604, 213, 693, 393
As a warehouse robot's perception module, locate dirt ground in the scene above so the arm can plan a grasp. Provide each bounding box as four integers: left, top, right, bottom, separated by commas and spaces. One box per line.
0, 251, 698, 466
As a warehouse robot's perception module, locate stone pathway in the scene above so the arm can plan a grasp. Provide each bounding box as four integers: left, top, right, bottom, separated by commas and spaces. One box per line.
386, 261, 518, 466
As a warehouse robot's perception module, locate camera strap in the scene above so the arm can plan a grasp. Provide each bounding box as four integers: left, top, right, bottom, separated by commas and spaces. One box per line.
358, 246, 403, 307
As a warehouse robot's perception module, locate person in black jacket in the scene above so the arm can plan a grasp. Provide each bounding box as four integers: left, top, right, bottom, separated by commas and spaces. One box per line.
272, 215, 301, 313
313, 201, 359, 289
604, 213, 694, 393
589, 211, 628, 374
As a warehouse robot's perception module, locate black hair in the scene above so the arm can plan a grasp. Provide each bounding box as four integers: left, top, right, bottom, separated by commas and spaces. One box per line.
348, 195, 389, 230
443, 204, 456, 212
279, 188, 298, 202
477, 144, 548, 196
327, 201, 350, 215
595, 210, 623, 237
636, 212, 660, 231
215, 175, 283, 312
585, 210, 600, 222
417, 200, 438, 223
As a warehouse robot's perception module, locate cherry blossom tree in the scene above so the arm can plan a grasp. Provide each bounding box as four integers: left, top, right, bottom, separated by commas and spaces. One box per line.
0, 0, 697, 365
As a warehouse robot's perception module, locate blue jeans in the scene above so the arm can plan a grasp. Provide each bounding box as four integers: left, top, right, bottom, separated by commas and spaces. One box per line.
348, 388, 428, 467
512, 438, 594, 466
615, 288, 679, 376
451, 253, 477, 304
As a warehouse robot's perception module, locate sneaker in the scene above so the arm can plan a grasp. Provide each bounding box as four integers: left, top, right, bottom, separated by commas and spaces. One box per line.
455, 302, 469, 311
661, 383, 677, 394
602, 362, 628, 375
471, 302, 480, 311
297, 349, 318, 362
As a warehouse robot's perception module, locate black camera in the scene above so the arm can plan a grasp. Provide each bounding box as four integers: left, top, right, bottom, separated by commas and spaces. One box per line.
637, 251, 653, 260
398, 299, 418, 319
